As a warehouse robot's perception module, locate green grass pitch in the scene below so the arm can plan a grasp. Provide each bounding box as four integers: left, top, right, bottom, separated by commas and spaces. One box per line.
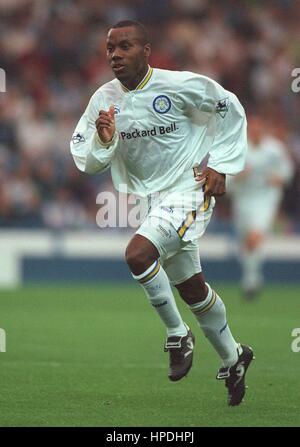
0, 283, 299, 427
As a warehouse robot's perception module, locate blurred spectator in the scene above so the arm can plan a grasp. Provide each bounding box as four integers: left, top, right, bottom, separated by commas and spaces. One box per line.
41, 186, 90, 229
0, 0, 299, 231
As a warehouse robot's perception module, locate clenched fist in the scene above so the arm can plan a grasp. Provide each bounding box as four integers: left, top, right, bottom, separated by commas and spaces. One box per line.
95, 105, 115, 144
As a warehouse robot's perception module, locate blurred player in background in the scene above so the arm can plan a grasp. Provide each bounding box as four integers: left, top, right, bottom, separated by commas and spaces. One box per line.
70, 20, 254, 406
230, 116, 293, 299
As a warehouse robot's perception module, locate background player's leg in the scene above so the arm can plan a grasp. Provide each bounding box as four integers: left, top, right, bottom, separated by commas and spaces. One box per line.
240, 231, 264, 298
126, 234, 187, 336
176, 273, 240, 367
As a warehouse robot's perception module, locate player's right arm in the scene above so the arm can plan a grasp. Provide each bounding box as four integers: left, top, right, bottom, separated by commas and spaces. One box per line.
70, 92, 119, 175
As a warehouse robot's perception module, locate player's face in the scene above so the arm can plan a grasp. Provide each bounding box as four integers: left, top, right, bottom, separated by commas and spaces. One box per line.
106, 27, 150, 87
248, 117, 264, 146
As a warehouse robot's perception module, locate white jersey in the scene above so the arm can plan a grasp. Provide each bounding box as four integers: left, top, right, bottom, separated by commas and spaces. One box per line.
70, 66, 247, 197
230, 136, 293, 203
229, 136, 293, 233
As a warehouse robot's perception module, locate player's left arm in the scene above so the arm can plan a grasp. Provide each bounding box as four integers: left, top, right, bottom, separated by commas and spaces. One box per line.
268, 143, 294, 188
191, 78, 247, 196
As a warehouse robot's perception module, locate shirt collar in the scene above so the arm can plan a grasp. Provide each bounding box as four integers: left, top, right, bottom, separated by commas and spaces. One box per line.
120, 65, 153, 92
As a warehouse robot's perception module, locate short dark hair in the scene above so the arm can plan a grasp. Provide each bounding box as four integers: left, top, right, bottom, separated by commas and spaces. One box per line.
110, 20, 150, 45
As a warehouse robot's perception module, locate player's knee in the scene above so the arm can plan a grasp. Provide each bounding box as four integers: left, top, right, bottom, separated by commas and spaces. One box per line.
245, 232, 263, 251
176, 274, 207, 304
177, 287, 205, 303
125, 243, 155, 274
126, 246, 144, 271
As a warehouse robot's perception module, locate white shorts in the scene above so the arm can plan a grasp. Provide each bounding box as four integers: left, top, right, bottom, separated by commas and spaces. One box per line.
233, 197, 279, 236
136, 184, 215, 285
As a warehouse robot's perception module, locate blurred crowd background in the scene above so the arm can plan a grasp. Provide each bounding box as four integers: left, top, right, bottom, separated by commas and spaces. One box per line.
0, 0, 300, 232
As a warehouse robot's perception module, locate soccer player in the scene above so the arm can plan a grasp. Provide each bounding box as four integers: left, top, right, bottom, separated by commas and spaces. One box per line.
229, 116, 293, 299
70, 20, 253, 406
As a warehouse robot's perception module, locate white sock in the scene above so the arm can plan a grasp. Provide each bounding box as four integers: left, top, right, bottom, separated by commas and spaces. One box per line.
189, 283, 241, 367
132, 260, 187, 337
241, 248, 263, 290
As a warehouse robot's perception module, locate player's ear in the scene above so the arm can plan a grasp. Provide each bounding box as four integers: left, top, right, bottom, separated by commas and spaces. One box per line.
144, 43, 151, 59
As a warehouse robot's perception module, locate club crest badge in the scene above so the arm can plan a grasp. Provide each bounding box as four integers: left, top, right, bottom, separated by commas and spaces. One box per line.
153, 95, 171, 114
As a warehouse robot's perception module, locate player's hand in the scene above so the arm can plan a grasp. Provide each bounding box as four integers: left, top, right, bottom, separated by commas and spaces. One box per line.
95, 105, 115, 144
195, 167, 226, 196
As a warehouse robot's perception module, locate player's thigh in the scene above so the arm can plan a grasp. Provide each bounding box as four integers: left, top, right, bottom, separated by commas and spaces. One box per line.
136, 214, 183, 260
135, 188, 214, 267
162, 240, 202, 286
256, 205, 278, 232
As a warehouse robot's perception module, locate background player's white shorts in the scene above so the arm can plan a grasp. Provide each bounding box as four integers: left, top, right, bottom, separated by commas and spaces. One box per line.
233, 196, 280, 236
136, 187, 215, 285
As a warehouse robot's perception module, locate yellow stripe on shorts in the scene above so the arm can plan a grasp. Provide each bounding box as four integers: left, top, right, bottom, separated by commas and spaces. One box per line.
198, 181, 211, 212
199, 194, 211, 212
177, 210, 197, 239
